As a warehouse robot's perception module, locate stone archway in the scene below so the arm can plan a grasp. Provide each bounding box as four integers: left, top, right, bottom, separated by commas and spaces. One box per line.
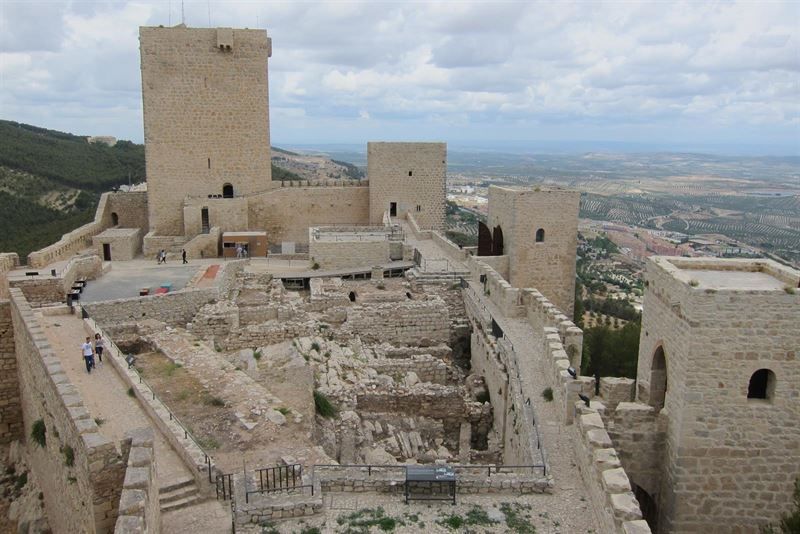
633, 483, 659, 532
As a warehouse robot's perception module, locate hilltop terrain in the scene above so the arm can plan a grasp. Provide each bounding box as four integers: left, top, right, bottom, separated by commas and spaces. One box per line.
0, 121, 362, 260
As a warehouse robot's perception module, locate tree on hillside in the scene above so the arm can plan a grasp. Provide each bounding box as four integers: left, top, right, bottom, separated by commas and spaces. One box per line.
581, 320, 641, 379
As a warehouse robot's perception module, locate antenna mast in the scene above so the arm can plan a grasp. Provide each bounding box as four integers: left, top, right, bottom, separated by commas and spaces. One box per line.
181, 0, 185, 25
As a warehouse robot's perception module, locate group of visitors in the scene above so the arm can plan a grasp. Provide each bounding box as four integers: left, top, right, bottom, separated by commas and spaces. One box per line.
156, 249, 189, 264
80, 334, 105, 374
235, 245, 248, 258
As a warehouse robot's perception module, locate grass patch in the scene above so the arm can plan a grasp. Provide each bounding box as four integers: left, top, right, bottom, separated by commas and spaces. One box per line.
542, 387, 554, 402
31, 419, 46, 448
176, 390, 190, 401
336, 507, 402, 532
310, 341, 321, 352
198, 436, 220, 449
14, 472, 27, 491
311, 262, 320, 270
62, 445, 75, 467
299, 528, 321, 534
127, 387, 135, 398
314, 390, 338, 418
94, 417, 105, 427
689, 279, 699, 287
277, 407, 291, 416
500, 502, 536, 534
785, 286, 797, 295
162, 361, 183, 376
253, 348, 263, 360
438, 506, 496, 530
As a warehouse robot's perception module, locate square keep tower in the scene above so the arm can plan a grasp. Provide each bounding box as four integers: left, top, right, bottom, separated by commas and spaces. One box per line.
139, 26, 273, 236
636, 257, 800, 533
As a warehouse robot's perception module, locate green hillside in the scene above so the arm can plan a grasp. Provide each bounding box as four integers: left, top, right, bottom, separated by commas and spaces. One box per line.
0, 120, 304, 261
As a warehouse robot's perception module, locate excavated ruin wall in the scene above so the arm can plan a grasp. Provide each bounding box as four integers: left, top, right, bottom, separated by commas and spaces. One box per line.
83, 288, 218, 327
345, 298, 449, 346
9, 289, 127, 534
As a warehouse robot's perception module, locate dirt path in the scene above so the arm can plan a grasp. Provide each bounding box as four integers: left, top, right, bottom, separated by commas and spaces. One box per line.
39, 312, 194, 488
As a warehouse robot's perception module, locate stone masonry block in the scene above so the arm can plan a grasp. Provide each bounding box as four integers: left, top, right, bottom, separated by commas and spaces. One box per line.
586, 429, 613, 449
622, 520, 652, 534
602, 468, 632, 493
611, 492, 644, 521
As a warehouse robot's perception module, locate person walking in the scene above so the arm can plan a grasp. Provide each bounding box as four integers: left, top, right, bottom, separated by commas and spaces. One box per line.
182, 249, 188, 264
94, 333, 104, 366
81, 337, 95, 374
160, 249, 167, 263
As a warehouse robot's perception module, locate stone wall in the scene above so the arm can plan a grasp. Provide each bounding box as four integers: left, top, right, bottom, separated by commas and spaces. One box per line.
140, 26, 273, 236
248, 186, 370, 245
183, 197, 249, 236
83, 288, 218, 328
28, 193, 114, 268
370, 355, 449, 385
345, 297, 449, 346
93, 228, 141, 261
113, 428, 160, 534
609, 402, 665, 499
486, 186, 579, 317
0, 301, 23, 443
635, 256, 800, 533
182, 227, 221, 259
10, 289, 127, 533
233, 473, 322, 525
0, 252, 20, 298
572, 407, 650, 534
309, 236, 389, 270
107, 192, 148, 234
368, 142, 446, 230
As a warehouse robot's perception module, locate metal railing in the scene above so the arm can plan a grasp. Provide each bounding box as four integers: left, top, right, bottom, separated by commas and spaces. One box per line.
216, 473, 234, 500
81, 308, 217, 485
312, 463, 546, 479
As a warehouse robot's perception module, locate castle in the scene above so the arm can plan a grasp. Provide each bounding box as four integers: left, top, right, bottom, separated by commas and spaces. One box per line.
0, 24, 797, 534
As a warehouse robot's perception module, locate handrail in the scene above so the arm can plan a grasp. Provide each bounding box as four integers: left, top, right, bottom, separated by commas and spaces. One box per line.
312, 463, 546, 477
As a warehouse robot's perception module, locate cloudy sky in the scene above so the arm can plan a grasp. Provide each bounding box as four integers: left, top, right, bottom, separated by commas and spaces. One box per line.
1, 0, 798, 154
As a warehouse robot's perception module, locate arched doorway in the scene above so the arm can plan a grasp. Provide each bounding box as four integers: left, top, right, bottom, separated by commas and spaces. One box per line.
633, 484, 659, 532
477, 221, 493, 256
650, 345, 667, 411
492, 226, 504, 255
222, 183, 234, 198
111, 212, 119, 226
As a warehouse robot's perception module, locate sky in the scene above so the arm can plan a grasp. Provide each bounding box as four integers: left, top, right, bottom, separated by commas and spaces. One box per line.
1, 0, 799, 155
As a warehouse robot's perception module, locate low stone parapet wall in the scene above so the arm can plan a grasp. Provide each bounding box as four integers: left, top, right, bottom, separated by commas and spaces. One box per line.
28, 193, 113, 268
9, 255, 103, 308
233, 473, 322, 525
0, 253, 19, 298
314, 465, 552, 495
405, 212, 431, 240
573, 406, 651, 534
114, 428, 160, 534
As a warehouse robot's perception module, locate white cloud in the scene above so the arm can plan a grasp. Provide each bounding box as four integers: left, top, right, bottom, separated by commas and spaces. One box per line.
0, 0, 797, 152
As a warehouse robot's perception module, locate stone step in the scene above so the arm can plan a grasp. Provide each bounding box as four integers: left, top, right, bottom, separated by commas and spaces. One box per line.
159, 476, 195, 494
160, 494, 203, 513
159, 484, 199, 505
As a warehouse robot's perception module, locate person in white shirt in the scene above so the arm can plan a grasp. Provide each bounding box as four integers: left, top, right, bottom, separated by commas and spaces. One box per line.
94, 333, 104, 366
81, 337, 95, 374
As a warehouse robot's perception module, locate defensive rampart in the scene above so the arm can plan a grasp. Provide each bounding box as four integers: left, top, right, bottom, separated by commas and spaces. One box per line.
10, 288, 127, 534
0, 300, 23, 444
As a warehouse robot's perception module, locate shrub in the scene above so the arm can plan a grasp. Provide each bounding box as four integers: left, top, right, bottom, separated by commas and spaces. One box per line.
253, 348, 263, 360
785, 286, 797, 295
312, 262, 320, 270
207, 396, 225, 407
127, 387, 135, 398
63, 445, 75, 467
31, 419, 46, 448
689, 279, 699, 287
542, 387, 554, 402
14, 472, 28, 491
277, 407, 291, 416
314, 390, 337, 418
762, 478, 800, 533
94, 417, 105, 427
310, 342, 321, 352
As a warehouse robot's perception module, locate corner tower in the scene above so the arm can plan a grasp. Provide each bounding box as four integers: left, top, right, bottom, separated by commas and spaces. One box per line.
139, 26, 272, 236
484, 186, 580, 316
636, 257, 800, 532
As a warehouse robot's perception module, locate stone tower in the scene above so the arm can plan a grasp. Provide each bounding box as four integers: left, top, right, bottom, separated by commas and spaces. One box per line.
484, 186, 580, 316
139, 26, 272, 236
367, 142, 446, 230
635, 257, 800, 533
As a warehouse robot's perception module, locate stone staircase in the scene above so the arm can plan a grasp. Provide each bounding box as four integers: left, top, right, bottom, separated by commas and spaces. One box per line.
160, 476, 202, 513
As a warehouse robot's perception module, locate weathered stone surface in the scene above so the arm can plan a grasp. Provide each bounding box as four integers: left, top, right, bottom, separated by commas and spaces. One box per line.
602, 468, 632, 494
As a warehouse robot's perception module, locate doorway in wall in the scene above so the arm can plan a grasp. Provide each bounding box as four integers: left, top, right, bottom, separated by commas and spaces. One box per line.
201, 208, 210, 234
102, 243, 111, 261
390, 202, 397, 217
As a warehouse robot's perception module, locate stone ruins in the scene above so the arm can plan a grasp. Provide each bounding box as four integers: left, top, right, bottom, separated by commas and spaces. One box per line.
0, 22, 797, 534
